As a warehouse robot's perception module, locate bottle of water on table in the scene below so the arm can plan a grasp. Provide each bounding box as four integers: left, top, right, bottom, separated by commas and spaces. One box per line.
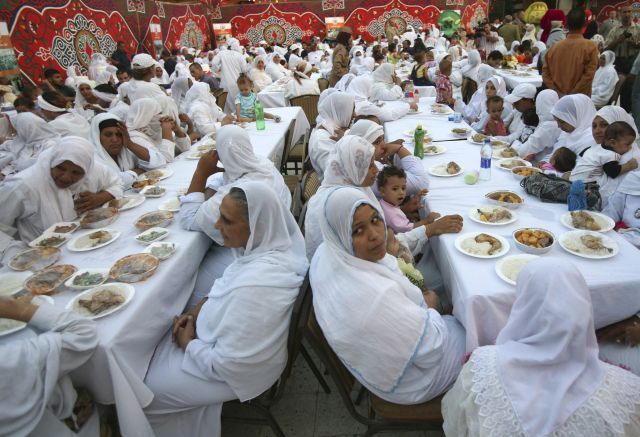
479, 138, 492, 181
255, 99, 265, 131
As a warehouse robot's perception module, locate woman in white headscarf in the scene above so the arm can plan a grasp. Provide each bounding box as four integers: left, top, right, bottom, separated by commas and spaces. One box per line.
179, 125, 291, 294
346, 75, 413, 121
592, 51, 619, 108
521, 23, 538, 43
442, 258, 640, 436
370, 63, 404, 101
182, 82, 226, 136
461, 49, 481, 84
470, 75, 511, 132
285, 61, 320, 99
288, 43, 304, 72
89, 113, 166, 187
434, 36, 448, 57
145, 181, 308, 437
265, 53, 290, 81
334, 73, 356, 92
530, 41, 547, 66
248, 55, 273, 92
150, 63, 170, 86
74, 78, 111, 119
0, 112, 59, 177
401, 26, 417, 46
513, 89, 561, 160
311, 187, 466, 404
87, 53, 108, 81
550, 94, 597, 156
126, 97, 182, 163
64, 65, 82, 87
0, 136, 123, 242
38, 91, 91, 139
95, 66, 117, 86
170, 76, 192, 113
455, 64, 495, 123
309, 92, 355, 179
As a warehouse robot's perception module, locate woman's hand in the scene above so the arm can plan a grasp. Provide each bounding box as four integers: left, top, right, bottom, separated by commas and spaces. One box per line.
330, 127, 348, 142
74, 191, 113, 214
116, 122, 132, 146
0, 296, 37, 322
422, 289, 440, 311
401, 189, 429, 214
174, 315, 196, 350
195, 150, 221, 177
221, 114, 236, 126
426, 214, 463, 237
160, 116, 175, 138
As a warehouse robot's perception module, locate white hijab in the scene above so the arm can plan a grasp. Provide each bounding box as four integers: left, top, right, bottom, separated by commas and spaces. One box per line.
346, 75, 373, 103
596, 105, 638, 138
317, 92, 354, 136
372, 63, 395, 85
249, 55, 273, 91
348, 119, 383, 144
171, 77, 191, 113
183, 82, 221, 119
311, 187, 429, 393
618, 169, 640, 195
89, 112, 136, 173
334, 73, 356, 92
88, 53, 108, 81
495, 258, 604, 436
126, 98, 163, 143
0, 113, 59, 173
461, 50, 481, 82
551, 94, 597, 154
536, 89, 559, 122
126, 79, 166, 103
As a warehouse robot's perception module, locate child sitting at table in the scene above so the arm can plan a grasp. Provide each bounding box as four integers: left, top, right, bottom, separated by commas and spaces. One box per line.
519, 108, 539, 144
541, 147, 577, 178
377, 166, 431, 233
410, 51, 435, 87
602, 169, 640, 248
386, 228, 424, 288
483, 95, 507, 136
435, 55, 455, 108
570, 121, 638, 187
234, 75, 280, 123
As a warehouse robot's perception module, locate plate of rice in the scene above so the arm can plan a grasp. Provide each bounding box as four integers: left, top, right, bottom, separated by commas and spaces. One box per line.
495, 254, 540, 285
560, 211, 615, 233
559, 231, 619, 259
454, 232, 510, 259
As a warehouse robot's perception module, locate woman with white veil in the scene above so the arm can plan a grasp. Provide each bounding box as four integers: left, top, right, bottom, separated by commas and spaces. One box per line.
513, 89, 561, 160
346, 75, 414, 122
248, 55, 273, 92
265, 53, 290, 81
592, 51, 619, 108
182, 82, 226, 136
370, 63, 404, 101
549, 94, 597, 156
87, 53, 108, 81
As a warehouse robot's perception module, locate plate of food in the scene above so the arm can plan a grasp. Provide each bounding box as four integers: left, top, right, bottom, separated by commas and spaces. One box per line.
140, 186, 166, 198
467, 132, 487, 145
407, 108, 423, 115
428, 161, 463, 177
131, 178, 158, 192
158, 197, 180, 212
468, 206, 517, 226
67, 229, 121, 252
24, 264, 77, 295
431, 104, 453, 115
511, 166, 542, 180
185, 150, 206, 160
197, 138, 216, 150
108, 195, 145, 211
497, 158, 532, 171
0, 295, 54, 337
451, 127, 470, 137
8, 247, 61, 272
455, 232, 510, 259
424, 144, 447, 156
142, 242, 177, 260
79, 207, 119, 229
44, 222, 79, 234
490, 139, 510, 148
109, 253, 160, 283
513, 228, 555, 254
485, 191, 524, 209
560, 210, 615, 233
495, 254, 540, 286
0, 271, 32, 297
65, 268, 110, 290
66, 283, 135, 319
493, 147, 519, 159
29, 233, 70, 249
140, 168, 173, 181
135, 227, 170, 245
559, 230, 619, 259
134, 211, 173, 231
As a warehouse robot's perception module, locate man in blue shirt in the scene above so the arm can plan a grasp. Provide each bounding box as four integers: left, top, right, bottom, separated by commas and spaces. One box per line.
110, 41, 131, 71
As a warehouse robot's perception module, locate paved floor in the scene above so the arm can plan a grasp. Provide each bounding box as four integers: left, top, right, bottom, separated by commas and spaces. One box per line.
221, 346, 445, 437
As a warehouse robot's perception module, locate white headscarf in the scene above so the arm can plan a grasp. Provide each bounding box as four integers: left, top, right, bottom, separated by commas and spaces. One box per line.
227, 37, 242, 53
171, 77, 191, 112
88, 113, 136, 173
0, 112, 59, 173
372, 63, 395, 85
551, 94, 597, 154
596, 105, 638, 137
311, 187, 429, 392
461, 50, 481, 82
531, 41, 547, 65
495, 258, 604, 436
88, 53, 108, 81
345, 75, 372, 103
126, 98, 163, 143
349, 119, 384, 144
317, 92, 354, 136
65, 65, 80, 87
183, 81, 222, 119
249, 55, 273, 91
536, 89, 559, 122
126, 79, 166, 103
334, 73, 356, 92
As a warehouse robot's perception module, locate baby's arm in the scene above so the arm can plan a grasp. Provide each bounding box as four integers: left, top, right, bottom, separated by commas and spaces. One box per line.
603, 158, 638, 178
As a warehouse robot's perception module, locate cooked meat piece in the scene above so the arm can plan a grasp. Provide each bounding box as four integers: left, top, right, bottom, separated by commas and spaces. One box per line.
475, 233, 502, 255
571, 211, 601, 231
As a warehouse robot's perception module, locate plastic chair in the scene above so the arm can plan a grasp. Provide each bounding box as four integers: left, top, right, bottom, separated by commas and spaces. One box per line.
214, 91, 228, 112
607, 73, 626, 106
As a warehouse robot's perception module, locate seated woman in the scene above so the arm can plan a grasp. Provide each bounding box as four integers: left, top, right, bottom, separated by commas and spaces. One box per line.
183, 82, 226, 137
592, 51, 619, 108
370, 63, 405, 102
455, 64, 495, 124
74, 79, 110, 119
150, 63, 170, 86
0, 136, 123, 242
346, 75, 415, 122
89, 113, 166, 188
0, 297, 98, 436
38, 91, 90, 139
549, 94, 597, 157
248, 55, 273, 92
265, 53, 290, 81
311, 187, 466, 404
144, 182, 308, 437
513, 89, 560, 161
180, 125, 291, 297
285, 61, 320, 99
170, 77, 192, 113
0, 112, 59, 179
442, 259, 640, 436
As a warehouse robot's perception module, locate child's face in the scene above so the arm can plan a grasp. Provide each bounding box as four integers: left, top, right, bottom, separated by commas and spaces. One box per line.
379, 175, 407, 206
607, 134, 636, 155
238, 82, 252, 96
485, 81, 497, 97
488, 101, 503, 120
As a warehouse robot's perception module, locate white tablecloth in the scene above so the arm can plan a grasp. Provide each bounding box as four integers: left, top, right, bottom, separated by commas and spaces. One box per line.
257, 73, 322, 109
0, 108, 304, 436
411, 139, 640, 351
495, 68, 543, 90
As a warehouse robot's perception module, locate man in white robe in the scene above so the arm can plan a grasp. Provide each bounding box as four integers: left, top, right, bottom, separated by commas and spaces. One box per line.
211, 38, 249, 113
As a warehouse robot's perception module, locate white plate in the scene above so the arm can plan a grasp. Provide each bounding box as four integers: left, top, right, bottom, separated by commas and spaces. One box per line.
467, 135, 486, 145
560, 211, 615, 233
28, 232, 70, 248
64, 268, 110, 290
424, 145, 447, 156
140, 185, 166, 198
158, 197, 180, 212
559, 230, 619, 259
66, 283, 135, 320
111, 195, 145, 211
404, 129, 428, 137
175, 187, 188, 196
468, 206, 518, 226
451, 129, 470, 137
454, 232, 510, 259
407, 109, 423, 115
428, 163, 464, 177
67, 229, 121, 252
492, 147, 520, 160
0, 271, 32, 297
43, 221, 80, 235
141, 168, 173, 181
497, 158, 532, 171
0, 295, 54, 337
495, 254, 540, 285
185, 151, 205, 160
135, 227, 170, 245
490, 139, 511, 148
142, 242, 178, 260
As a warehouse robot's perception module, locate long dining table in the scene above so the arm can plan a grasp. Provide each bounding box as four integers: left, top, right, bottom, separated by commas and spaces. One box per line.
383, 97, 640, 351
0, 105, 309, 436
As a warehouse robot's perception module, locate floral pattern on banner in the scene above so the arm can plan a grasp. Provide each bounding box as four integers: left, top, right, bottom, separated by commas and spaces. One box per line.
165, 6, 211, 51
446, 0, 465, 6
461, 0, 488, 31
10, 0, 137, 85
322, 0, 345, 12
127, 0, 145, 13
596, 0, 640, 23
231, 4, 325, 45
156, 1, 165, 18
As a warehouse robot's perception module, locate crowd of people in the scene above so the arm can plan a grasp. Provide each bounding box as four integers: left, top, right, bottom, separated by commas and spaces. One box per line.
1, 4, 640, 437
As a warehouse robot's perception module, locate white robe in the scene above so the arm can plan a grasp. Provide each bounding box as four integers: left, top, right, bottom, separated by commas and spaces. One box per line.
126, 79, 166, 103
285, 74, 320, 99
592, 51, 618, 107
212, 50, 248, 113
183, 82, 225, 136
49, 111, 91, 140
0, 112, 58, 176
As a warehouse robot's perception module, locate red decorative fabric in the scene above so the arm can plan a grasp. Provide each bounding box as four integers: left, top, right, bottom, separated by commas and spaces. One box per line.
165, 6, 211, 52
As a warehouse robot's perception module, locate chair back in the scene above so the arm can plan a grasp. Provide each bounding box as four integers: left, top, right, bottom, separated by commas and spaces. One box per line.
215, 91, 228, 111
301, 169, 320, 203
297, 201, 308, 235
461, 77, 477, 104
318, 78, 329, 92
608, 74, 626, 106
278, 118, 297, 172
289, 94, 320, 127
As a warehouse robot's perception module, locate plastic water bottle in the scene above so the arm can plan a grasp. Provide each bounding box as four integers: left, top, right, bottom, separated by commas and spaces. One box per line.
413, 88, 420, 104
255, 99, 265, 131
414, 124, 425, 159
479, 138, 492, 181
